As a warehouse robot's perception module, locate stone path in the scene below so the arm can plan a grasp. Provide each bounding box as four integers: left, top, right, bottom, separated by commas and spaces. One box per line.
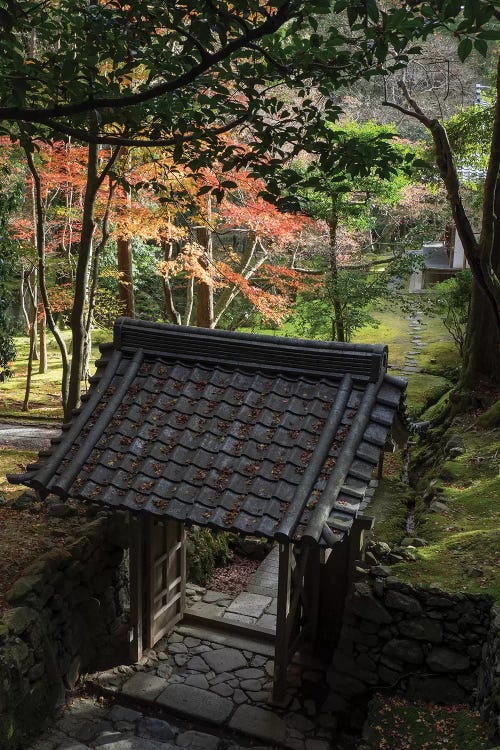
86, 626, 333, 750
185, 547, 279, 633
0, 420, 60, 450
31, 623, 335, 750
402, 312, 425, 375
29, 693, 271, 750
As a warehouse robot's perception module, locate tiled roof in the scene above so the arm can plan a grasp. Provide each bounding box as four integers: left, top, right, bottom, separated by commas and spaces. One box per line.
9, 319, 407, 547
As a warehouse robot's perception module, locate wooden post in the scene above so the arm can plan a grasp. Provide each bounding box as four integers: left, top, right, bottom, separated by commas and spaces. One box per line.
348, 516, 374, 587
304, 546, 321, 648
195, 226, 214, 328
129, 513, 144, 662
273, 543, 292, 703
377, 449, 384, 480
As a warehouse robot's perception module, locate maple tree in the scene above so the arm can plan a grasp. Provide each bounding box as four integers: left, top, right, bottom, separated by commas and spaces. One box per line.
157, 170, 316, 330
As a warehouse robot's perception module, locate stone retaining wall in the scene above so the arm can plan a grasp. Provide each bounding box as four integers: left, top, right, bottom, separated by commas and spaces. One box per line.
476, 605, 500, 737
0, 513, 129, 749
325, 576, 493, 724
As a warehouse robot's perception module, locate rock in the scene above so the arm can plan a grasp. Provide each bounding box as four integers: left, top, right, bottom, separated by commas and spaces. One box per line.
350, 584, 392, 624
407, 675, 465, 704
429, 500, 449, 514
121, 672, 168, 701
13, 491, 37, 510
157, 684, 233, 725
382, 639, 424, 665
230, 705, 286, 743
448, 446, 465, 458
48, 502, 76, 518
6, 575, 44, 605
203, 647, 247, 674
370, 565, 392, 578
365, 551, 378, 566
137, 716, 176, 741
426, 647, 470, 673
185, 674, 210, 689
370, 541, 391, 558
108, 705, 143, 723
398, 618, 442, 643
401, 537, 428, 548
176, 730, 220, 750
385, 590, 422, 615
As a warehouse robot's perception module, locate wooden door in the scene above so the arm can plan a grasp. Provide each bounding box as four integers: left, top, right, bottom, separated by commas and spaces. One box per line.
147, 516, 186, 647
129, 513, 186, 661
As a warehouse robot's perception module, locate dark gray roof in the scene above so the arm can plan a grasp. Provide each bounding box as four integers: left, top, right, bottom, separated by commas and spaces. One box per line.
9, 319, 407, 547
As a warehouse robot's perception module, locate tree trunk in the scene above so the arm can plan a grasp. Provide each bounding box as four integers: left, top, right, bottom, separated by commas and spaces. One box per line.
39, 313, 47, 374
117, 236, 135, 317
22, 274, 37, 412
462, 281, 500, 387
23, 143, 70, 410
161, 239, 181, 324
461, 185, 500, 387
328, 212, 345, 342
66, 141, 100, 420
195, 226, 214, 328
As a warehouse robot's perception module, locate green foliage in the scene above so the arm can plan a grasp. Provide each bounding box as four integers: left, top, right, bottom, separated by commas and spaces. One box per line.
0, 1, 497, 175
423, 271, 473, 357
186, 528, 232, 587
292, 254, 420, 342
0, 153, 24, 380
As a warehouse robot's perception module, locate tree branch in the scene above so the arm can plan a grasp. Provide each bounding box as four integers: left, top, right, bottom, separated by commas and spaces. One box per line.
0, 2, 294, 125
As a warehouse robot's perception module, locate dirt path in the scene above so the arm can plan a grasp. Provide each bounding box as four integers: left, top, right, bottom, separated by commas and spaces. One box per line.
0, 421, 61, 450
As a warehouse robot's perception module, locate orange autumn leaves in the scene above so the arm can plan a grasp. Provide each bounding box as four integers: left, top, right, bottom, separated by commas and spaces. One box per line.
7, 138, 317, 325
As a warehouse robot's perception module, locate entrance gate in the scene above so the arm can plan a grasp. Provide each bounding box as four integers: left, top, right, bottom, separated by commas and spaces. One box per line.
130, 513, 186, 661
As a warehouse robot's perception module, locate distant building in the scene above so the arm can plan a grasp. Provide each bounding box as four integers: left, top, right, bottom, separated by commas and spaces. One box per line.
409, 224, 469, 292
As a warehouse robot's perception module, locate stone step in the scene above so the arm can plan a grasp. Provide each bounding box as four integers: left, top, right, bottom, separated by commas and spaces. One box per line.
178, 616, 275, 656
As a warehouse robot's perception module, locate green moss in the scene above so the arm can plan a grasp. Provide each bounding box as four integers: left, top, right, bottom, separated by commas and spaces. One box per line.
405, 373, 451, 418
477, 398, 500, 428
1, 329, 110, 419
186, 528, 233, 586
370, 477, 415, 547
420, 389, 451, 422
392, 426, 500, 601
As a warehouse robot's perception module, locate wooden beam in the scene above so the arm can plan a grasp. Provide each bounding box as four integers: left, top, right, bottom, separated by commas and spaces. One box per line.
129, 513, 144, 662
273, 543, 292, 703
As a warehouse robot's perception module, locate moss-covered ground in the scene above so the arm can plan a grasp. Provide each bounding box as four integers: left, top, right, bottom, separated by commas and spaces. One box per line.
364, 695, 493, 750
1, 329, 111, 420
388, 424, 500, 602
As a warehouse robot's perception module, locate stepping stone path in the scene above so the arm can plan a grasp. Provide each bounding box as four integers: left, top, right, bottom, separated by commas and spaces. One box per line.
402, 311, 426, 375
185, 547, 279, 632
81, 627, 332, 750
31, 546, 334, 749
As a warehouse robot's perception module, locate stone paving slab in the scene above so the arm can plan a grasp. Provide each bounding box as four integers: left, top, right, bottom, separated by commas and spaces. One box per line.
226, 592, 272, 618
229, 705, 286, 744
157, 684, 233, 725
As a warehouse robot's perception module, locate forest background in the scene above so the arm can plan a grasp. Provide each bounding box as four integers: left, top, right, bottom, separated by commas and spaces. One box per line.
0, 0, 499, 425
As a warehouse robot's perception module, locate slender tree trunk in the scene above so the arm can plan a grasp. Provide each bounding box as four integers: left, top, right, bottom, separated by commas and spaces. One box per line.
328, 211, 345, 342
184, 277, 194, 326
39, 313, 47, 374
66, 141, 100, 419
82, 178, 115, 382
161, 239, 181, 324
23, 142, 70, 410
195, 226, 214, 328
117, 235, 135, 317
22, 273, 37, 411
